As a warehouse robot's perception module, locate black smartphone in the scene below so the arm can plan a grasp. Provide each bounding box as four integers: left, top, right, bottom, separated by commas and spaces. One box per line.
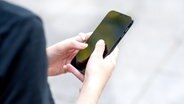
71, 10, 133, 74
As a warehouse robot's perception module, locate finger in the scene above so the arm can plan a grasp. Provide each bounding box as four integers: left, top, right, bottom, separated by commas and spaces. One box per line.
69, 50, 79, 62
74, 32, 87, 42
105, 47, 119, 61
85, 32, 93, 41
66, 40, 88, 50
91, 39, 105, 58
65, 64, 84, 82
75, 32, 92, 42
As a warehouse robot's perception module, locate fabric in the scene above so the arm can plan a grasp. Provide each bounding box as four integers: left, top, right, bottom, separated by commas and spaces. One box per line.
0, 1, 54, 104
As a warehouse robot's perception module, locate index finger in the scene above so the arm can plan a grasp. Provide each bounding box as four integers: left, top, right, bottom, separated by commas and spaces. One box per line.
75, 32, 93, 42
85, 32, 93, 41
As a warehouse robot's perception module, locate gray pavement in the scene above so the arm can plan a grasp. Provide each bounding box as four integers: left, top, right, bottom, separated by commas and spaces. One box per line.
8, 0, 184, 104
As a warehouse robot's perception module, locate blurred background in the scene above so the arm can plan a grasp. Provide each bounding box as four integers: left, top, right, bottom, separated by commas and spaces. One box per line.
7, 0, 184, 104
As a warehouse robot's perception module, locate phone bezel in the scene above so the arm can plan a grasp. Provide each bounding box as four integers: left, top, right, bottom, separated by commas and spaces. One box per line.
71, 11, 134, 74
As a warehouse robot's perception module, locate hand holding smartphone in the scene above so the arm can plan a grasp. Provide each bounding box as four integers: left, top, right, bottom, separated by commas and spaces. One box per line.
72, 10, 133, 74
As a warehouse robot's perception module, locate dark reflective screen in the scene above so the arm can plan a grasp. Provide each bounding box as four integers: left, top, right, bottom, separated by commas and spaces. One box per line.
72, 10, 133, 74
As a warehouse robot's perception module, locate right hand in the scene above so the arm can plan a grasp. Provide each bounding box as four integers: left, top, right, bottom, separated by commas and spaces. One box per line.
66, 39, 119, 83
66, 39, 119, 104
84, 39, 119, 85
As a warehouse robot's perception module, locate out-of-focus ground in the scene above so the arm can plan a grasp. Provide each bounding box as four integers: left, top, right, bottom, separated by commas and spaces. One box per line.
8, 0, 184, 104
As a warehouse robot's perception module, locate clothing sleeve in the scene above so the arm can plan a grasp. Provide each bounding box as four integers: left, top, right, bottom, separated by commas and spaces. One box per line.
0, 16, 54, 104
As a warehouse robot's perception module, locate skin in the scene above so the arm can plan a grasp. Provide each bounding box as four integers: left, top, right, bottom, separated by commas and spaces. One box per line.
47, 33, 119, 104
47, 32, 91, 77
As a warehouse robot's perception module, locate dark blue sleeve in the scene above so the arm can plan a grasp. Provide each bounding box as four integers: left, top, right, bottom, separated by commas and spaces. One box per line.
0, 16, 54, 104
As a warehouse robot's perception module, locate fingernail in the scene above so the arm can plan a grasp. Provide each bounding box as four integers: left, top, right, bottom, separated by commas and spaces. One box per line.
97, 39, 104, 44
84, 43, 88, 47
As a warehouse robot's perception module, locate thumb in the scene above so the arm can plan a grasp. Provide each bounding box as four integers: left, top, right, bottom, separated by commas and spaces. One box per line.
91, 39, 105, 58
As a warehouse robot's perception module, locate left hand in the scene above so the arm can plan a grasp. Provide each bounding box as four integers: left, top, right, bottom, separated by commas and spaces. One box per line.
47, 32, 91, 76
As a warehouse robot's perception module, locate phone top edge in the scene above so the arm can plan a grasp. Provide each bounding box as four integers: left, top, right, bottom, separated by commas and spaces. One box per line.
108, 10, 133, 20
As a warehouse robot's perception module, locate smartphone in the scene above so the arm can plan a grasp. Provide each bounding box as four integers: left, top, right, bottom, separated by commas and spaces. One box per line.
71, 10, 133, 74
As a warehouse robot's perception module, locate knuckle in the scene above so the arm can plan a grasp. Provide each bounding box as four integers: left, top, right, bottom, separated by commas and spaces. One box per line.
71, 40, 76, 46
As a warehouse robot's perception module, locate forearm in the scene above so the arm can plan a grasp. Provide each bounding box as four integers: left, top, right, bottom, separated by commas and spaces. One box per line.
77, 78, 107, 104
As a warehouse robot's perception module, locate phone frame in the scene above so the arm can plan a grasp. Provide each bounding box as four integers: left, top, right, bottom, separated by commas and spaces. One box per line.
71, 10, 134, 74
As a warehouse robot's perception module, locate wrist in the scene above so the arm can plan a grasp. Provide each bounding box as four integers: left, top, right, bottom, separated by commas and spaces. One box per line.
77, 77, 106, 104
84, 73, 110, 88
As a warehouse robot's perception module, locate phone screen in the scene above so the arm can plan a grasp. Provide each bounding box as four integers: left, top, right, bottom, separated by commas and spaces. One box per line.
72, 10, 133, 74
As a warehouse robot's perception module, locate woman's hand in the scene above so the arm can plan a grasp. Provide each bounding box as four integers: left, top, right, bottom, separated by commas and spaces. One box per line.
65, 40, 119, 104
47, 32, 91, 76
